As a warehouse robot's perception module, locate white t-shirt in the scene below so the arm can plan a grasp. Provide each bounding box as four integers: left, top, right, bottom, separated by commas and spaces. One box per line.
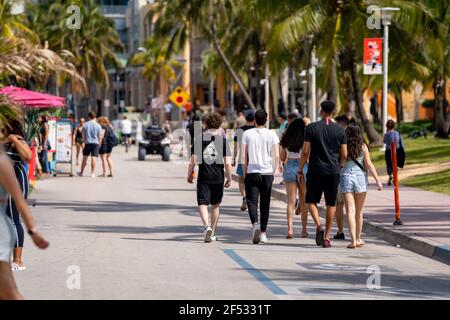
242, 128, 280, 174
120, 119, 132, 134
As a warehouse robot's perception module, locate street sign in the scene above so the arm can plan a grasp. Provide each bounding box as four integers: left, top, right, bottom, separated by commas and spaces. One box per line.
169, 86, 190, 109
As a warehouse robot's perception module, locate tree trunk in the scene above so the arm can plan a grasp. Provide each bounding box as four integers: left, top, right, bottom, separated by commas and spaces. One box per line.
434, 78, 448, 138
349, 51, 383, 146
327, 57, 338, 105
395, 89, 403, 125
209, 1, 256, 110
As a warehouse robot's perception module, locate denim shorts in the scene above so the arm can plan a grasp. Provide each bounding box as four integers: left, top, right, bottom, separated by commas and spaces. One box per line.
283, 160, 308, 183
340, 172, 368, 193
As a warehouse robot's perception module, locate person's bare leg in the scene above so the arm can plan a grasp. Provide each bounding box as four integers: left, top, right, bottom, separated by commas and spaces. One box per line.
354, 192, 367, 246
80, 156, 88, 175
285, 183, 296, 237
100, 155, 107, 176
299, 184, 308, 236
335, 202, 345, 234
344, 193, 357, 248
211, 204, 220, 234
0, 262, 23, 300
91, 157, 97, 176
324, 206, 337, 241
238, 177, 246, 198
107, 154, 113, 176
12, 248, 24, 268
308, 203, 321, 227
198, 205, 209, 227
76, 144, 81, 165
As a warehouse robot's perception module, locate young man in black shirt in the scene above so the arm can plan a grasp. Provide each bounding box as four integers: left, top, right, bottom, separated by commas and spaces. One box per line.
298, 101, 347, 248
187, 112, 232, 243
232, 110, 255, 211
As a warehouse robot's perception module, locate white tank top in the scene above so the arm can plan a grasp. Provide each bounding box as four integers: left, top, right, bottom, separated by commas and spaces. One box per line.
287, 149, 301, 159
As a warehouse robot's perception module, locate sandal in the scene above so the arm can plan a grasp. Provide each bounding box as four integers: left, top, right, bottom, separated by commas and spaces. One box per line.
286, 233, 294, 239
11, 263, 26, 271
347, 244, 357, 249
357, 241, 365, 247
108, 174, 113, 178
301, 232, 309, 238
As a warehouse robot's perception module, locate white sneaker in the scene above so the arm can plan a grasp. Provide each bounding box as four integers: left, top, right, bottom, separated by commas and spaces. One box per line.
252, 225, 261, 244
91, 174, 96, 178
204, 226, 213, 243
210, 234, 217, 242
260, 232, 268, 244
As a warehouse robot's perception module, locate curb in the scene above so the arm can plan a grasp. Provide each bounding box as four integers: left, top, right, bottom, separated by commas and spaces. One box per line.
232, 174, 450, 266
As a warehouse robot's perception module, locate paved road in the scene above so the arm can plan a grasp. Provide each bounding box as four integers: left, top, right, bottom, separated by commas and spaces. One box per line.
16, 146, 450, 299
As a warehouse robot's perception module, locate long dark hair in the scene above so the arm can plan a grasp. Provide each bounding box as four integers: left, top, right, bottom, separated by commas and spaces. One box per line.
4, 117, 25, 138
346, 125, 364, 159
280, 118, 305, 153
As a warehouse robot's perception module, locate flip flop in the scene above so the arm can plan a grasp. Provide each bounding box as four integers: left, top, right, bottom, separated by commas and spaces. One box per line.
11, 263, 26, 271
347, 244, 357, 249
301, 232, 309, 239
286, 233, 294, 239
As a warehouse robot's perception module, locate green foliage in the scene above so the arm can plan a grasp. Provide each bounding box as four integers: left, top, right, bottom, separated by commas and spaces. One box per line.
403, 170, 450, 196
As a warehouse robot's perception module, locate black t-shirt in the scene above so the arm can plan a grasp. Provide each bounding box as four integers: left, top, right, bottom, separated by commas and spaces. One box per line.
192, 131, 231, 184
233, 125, 255, 142
305, 119, 347, 175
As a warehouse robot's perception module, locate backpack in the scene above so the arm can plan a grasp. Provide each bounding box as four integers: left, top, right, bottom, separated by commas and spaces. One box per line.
106, 127, 118, 148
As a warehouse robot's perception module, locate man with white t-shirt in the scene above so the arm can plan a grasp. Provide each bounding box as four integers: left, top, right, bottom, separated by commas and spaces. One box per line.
242, 110, 280, 244
120, 116, 132, 152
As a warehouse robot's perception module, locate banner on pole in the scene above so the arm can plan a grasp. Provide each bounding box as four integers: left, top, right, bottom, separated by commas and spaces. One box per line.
363, 38, 383, 75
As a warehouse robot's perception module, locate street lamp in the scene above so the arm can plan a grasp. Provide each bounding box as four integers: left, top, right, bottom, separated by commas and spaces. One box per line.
309, 46, 319, 122
381, 7, 400, 138
259, 51, 270, 128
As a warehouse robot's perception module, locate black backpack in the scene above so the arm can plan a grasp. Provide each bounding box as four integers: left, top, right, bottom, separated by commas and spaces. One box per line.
106, 127, 118, 148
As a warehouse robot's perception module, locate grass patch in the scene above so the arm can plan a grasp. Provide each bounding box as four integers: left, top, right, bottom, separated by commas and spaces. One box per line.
402, 170, 450, 196
370, 136, 450, 169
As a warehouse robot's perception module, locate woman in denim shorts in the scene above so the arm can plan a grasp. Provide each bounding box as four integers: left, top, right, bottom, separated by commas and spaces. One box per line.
279, 119, 309, 239
340, 125, 383, 249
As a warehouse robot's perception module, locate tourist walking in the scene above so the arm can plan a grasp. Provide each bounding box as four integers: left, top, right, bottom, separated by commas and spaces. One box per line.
0, 148, 49, 300
73, 118, 85, 166
0, 118, 32, 271
333, 114, 350, 240
232, 110, 255, 211
120, 116, 132, 153
341, 125, 383, 248
187, 112, 232, 243
242, 110, 280, 244
279, 118, 308, 239
384, 120, 404, 186
298, 101, 347, 248
97, 116, 117, 178
38, 115, 50, 175
77, 111, 103, 178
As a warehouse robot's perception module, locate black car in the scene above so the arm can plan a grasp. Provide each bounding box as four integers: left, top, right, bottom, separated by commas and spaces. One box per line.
138, 124, 171, 161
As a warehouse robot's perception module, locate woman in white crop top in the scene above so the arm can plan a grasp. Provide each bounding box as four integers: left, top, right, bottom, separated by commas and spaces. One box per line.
279, 119, 309, 239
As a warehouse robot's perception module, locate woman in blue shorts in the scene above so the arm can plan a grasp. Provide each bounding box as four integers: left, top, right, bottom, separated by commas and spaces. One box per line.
279, 119, 308, 239
340, 125, 383, 249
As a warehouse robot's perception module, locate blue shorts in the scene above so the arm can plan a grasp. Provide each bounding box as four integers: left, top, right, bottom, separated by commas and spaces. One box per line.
340, 172, 368, 193
236, 164, 244, 177
283, 160, 308, 183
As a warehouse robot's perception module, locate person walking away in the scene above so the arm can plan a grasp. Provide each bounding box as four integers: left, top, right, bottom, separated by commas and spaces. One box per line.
97, 117, 116, 177
0, 149, 49, 299
333, 115, 350, 240
38, 115, 50, 175
234, 112, 246, 129
242, 110, 280, 244
384, 120, 403, 186
73, 118, 85, 166
187, 112, 232, 242
341, 125, 383, 248
120, 116, 132, 152
232, 110, 255, 211
287, 113, 298, 125
279, 118, 308, 239
0, 118, 32, 271
77, 111, 103, 178
298, 101, 347, 248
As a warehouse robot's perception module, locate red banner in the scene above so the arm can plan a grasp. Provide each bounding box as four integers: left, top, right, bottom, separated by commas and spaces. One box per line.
364, 38, 383, 75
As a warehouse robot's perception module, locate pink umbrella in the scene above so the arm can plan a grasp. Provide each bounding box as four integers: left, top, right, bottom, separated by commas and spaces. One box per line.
0, 86, 65, 108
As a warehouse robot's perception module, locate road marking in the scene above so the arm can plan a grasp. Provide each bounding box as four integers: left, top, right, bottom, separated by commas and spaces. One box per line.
223, 249, 287, 296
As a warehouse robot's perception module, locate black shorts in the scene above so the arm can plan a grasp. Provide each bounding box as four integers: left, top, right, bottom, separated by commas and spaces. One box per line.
122, 133, 131, 139
197, 182, 224, 206
306, 173, 340, 207
83, 144, 100, 157
99, 146, 112, 155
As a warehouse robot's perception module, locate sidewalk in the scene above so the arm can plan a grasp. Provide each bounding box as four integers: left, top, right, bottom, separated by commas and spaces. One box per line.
233, 173, 450, 265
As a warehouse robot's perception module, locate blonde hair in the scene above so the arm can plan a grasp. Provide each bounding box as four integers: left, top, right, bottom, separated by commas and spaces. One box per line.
97, 116, 110, 126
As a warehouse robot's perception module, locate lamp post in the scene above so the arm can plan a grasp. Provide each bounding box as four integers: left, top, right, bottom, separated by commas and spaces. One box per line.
309, 46, 318, 122
259, 51, 270, 128
381, 7, 400, 137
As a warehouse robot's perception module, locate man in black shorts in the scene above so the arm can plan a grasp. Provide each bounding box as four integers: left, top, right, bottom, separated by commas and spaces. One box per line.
298, 101, 347, 248
187, 112, 232, 243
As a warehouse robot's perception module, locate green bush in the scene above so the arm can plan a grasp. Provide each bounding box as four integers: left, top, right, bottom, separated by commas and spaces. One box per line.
398, 120, 434, 135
